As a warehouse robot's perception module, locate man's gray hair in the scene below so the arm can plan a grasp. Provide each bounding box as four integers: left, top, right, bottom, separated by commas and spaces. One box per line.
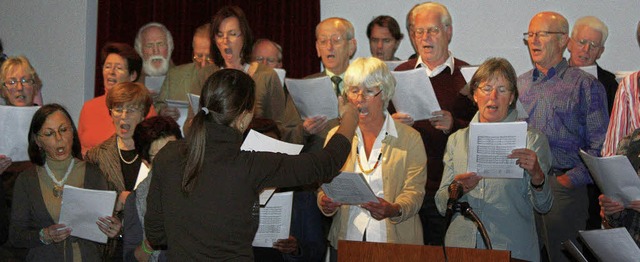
134, 22, 174, 57
571, 16, 609, 45
406, 2, 452, 33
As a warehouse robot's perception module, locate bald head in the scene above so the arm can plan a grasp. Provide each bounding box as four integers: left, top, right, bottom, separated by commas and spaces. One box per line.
526, 12, 569, 74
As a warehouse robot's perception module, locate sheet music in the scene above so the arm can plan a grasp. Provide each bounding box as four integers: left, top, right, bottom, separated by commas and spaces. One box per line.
579, 65, 598, 78
579, 150, 640, 206
0, 105, 40, 161
390, 68, 441, 121
166, 99, 189, 135
284, 76, 339, 119
187, 93, 200, 114
252, 191, 293, 248
384, 60, 406, 71
274, 68, 286, 87
58, 185, 117, 243
467, 121, 527, 178
579, 228, 640, 261
321, 172, 379, 204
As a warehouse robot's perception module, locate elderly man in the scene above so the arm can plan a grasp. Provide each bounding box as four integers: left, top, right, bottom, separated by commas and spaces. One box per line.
568, 16, 618, 115
134, 22, 175, 99
391, 2, 476, 246
283, 17, 357, 151
518, 12, 608, 262
367, 15, 404, 61
155, 23, 212, 120
252, 39, 283, 69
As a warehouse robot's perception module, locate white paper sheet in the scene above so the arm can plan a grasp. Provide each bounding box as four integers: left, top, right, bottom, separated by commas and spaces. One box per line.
0, 105, 40, 161
188, 93, 200, 114
274, 68, 286, 87
467, 121, 527, 178
284, 76, 339, 119
321, 172, 379, 204
166, 99, 189, 135
390, 68, 441, 121
579, 150, 640, 206
258, 188, 277, 206
252, 191, 293, 247
579, 65, 598, 78
384, 60, 406, 71
134, 163, 150, 190
58, 185, 117, 243
579, 228, 640, 262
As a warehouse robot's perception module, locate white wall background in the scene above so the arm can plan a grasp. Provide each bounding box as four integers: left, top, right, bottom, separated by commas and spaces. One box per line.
322, 0, 640, 75
0, 0, 97, 123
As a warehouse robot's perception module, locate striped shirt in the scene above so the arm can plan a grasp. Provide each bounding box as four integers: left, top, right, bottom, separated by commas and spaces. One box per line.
602, 71, 640, 156
517, 59, 609, 187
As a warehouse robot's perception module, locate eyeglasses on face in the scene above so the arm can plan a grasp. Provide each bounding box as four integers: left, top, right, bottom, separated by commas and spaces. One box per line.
478, 85, 512, 96
572, 38, 602, 49
346, 87, 383, 100
2, 78, 35, 89
110, 106, 142, 117
215, 30, 242, 42
38, 125, 71, 139
523, 31, 566, 40
193, 54, 213, 64
317, 35, 347, 48
412, 25, 446, 37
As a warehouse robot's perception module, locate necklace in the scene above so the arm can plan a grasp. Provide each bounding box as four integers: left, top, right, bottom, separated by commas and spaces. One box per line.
44, 158, 75, 198
356, 147, 383, 175
117, 136, 139, 165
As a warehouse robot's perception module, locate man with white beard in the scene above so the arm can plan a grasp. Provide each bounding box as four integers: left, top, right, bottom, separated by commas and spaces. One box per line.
134, 22, 175, 100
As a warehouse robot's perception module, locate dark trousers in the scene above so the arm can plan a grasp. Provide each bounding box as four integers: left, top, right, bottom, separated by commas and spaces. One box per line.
419, 194, 446, 245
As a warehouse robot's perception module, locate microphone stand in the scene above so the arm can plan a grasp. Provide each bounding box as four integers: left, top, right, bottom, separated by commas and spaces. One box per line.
456, 202, 492, 250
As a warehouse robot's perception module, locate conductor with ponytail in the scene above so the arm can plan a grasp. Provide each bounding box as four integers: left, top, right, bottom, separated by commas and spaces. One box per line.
144, 69, 359, 260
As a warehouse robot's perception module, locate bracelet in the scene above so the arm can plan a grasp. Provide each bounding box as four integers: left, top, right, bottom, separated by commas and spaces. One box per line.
141, 241, 154, 254
39, 228, 51, 245
530, 177, 545, 189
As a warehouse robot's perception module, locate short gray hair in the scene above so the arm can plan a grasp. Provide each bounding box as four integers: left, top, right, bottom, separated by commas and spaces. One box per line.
571, 16, 609, 45
343, 57, 396, 109
406, 2, 452, 33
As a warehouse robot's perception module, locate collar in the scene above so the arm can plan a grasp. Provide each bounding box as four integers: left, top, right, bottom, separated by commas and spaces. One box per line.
325, 69, 345, 79
414, 51, 455, 77
355, 111, 398, 140
533, 58, 568, 81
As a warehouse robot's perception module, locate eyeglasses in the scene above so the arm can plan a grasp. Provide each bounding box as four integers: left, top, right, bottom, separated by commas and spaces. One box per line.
103, 63, 127, 73
193, 54, 213, 64
478, 85, 512, 96
254, 56, 279, 65
110, 106, 142, 117
412, 26, 447, 38
38, 125, 71, 139
2, 78, 36, 89
317, 35, 347, 48
572, 38, 602, 49
347, 87, 383, 100
523, 31, 566, 40
215, 30, 242, 42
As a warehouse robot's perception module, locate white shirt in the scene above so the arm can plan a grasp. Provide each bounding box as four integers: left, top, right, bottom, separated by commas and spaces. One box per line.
415, 51, 455, 77
345, 112, 398, 242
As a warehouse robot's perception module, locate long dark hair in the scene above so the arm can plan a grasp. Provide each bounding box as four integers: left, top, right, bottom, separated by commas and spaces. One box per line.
182, 69, 255, 194
28, 104, 82, 166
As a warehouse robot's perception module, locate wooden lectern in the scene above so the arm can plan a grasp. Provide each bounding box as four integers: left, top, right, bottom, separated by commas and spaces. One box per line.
337, 240, 511, 262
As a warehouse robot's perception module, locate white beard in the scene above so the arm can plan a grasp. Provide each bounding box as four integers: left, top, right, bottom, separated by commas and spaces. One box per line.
143, 55, 169, 76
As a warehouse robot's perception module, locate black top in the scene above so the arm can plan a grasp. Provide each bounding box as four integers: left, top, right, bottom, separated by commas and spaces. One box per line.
119, 149, 141, 191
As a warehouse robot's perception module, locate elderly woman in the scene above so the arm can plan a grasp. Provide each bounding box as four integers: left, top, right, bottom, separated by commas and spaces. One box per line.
207, 5, 285, 127
434, 58, 553, 261
123, 116, 182, 261
9, 104, 122, 261
0, 55, 43, 107
78, 42, 156, 155
599, 128, 640, 247
318, 57, 427, 260
145, 69, 358, 260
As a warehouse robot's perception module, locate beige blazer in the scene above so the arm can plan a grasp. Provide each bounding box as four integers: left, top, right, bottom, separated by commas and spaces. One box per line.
319, 120, 427, 248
